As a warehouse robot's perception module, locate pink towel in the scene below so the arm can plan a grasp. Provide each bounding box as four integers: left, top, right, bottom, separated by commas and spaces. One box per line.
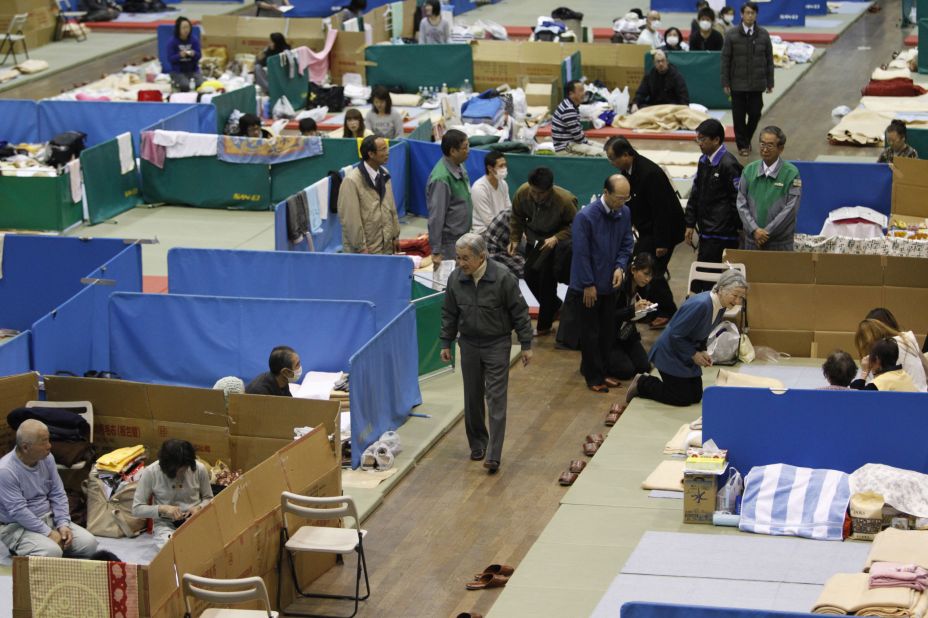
75, 93, 110, 102
140, 131, 165, 169
869, 562, 928, 591
293, 29, 339, 84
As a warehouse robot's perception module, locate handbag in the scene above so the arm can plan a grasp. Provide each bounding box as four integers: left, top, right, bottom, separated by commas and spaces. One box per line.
737, 297, 755, 363
85, 465, 146, 538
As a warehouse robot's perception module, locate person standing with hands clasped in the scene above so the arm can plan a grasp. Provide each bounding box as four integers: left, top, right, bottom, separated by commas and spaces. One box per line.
721, 2, 774, 157
338, 136, 400, 254
568, 175, 636, 393
736, 126, 801, 251
440, 234, 533, 474
626, 269, 748, 406
427, 129, 472, 284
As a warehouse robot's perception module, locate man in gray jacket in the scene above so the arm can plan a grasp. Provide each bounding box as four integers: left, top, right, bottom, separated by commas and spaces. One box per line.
440, 233, 533, 474
721, 1, 774, 157
427, 129, 472, 283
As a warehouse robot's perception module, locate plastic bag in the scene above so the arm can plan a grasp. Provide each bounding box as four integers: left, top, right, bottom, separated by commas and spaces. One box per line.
707, 321, 740, 365
609, 86, 630, 115
739, 333, 756, 363
716, 467, 743, 514
272, 95, 296, 119
754, 345, 789, 363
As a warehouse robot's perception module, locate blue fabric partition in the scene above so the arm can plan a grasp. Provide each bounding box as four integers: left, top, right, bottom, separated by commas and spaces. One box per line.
0, 236, 132, 332
287, 0, 391, 16
650, 0, 698, 10
348, 304, 422, 467
407, 140, 487, 217
31, 243, 143, 377
0, 331, 31, 378
622, 602, 819, 618
159, 104, 216, 134
727, 0, 806, 27
703, 387, 928, 475
0, 100, 39, 144
791, 161, 892, 235
107, 293, 377, 387
37, 101, 214, 152
386, 140, 409, 217
167, 248, 413, 330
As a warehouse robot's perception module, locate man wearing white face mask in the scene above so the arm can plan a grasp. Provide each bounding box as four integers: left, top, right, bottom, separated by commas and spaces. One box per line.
636, 10, 664, 48
471, 152, 512, 235
690, 7, 724, 50
245, 345, 302, 396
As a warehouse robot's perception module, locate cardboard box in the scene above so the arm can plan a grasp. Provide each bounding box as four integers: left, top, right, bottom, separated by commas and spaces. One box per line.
229, 394, 339, 440
811, 331, 857, 359
747, 282, 816, 331
202, 16, 325, 57
891, 157, 928, 219
811, 285, 883, 332
154, 421, 232, 464
232, 435, 291, 471
747, 329, 813, 357
561, 42, 648, 93
330, 30, 367, 83
683, 472, 717, 524
472, 40, 568, 93
726, 249, 815, 284
0, 372, 39, 454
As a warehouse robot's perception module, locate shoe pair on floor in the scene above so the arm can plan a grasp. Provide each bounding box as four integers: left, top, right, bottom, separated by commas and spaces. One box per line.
469, 448, 500, 473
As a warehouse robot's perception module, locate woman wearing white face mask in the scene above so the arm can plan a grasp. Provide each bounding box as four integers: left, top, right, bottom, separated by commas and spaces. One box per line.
716, 7, 735, 34
245, 345, 302, 397
660, 27, 688, 51
690, 7, 724, 50
471, 151, 512, 235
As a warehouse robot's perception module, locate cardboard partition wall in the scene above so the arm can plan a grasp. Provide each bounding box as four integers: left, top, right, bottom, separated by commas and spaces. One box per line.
561, 42, 649, 96
0, 0, 56, 50
0, 372, 39, 452
330, 31, 367, 83
201, 15, 327, 57
725, 250, 928, 358
471, 40, 569, 93
890, 156, 928, 222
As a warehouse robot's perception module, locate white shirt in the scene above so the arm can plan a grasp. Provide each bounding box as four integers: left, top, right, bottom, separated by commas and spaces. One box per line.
761, 158, 782, 178
743, 23, 754, 36
363, 161, 382, 183
636, 28, 663, 48
470, 174, 511, 235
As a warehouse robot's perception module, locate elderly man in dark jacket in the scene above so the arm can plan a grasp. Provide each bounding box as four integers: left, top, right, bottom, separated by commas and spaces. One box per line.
440, 233, 533, 474
685, 118, 743, 291
632, 50, 690, 112
721, 1, 774, 156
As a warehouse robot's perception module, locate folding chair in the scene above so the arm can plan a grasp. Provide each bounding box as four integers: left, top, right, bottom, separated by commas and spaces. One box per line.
0, 13, 28, 66
182, 574, 278, 617
686, 261, 747, 321
278, 493, 369, 618
55, 1, 87, 42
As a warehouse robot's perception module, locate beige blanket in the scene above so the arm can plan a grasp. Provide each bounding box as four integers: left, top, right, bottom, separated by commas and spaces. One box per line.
664, 423, 702, 455
866, 528, 928, 571
642, 459, 685, 491
828, 108, 895, 146
873, 67, 913, 81
715, 369, 785, 389
615, 104, 711, 132
813, 572, 921, 615
862, 95, 928, 113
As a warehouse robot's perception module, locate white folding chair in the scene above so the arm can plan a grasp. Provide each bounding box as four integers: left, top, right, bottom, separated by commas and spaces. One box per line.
182, 574, 278, 617
55, 1, 87, 42
278, 493, 369, 618
25, 400, 93, 443
686, 261, 747, 320
0, 13, 28, 66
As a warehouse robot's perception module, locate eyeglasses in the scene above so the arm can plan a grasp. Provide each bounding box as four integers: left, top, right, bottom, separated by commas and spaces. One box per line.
695, 136, 709, 143
758, 141, 779, 150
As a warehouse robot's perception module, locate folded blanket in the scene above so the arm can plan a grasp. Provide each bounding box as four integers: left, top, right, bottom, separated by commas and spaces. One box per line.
867, 529, 928, 572
862, 77, 927, 97
813, 573, 920, 615
615, 104, 710, 132
663, 423, 702, 455
870, 563, 928, 591
873, 67, 913, 81
715, 369, 785, 389
642, 459, 685, 491
828, 107, 895, 146
862, 94, 928, 113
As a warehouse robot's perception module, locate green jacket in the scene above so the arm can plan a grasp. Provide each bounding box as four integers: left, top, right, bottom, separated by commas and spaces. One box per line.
736, 159, 801, 250
426, 156, 472, 257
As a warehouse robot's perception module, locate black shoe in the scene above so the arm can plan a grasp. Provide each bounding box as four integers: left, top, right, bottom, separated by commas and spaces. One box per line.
484, 460, 500, 473
470, 449, 486, 461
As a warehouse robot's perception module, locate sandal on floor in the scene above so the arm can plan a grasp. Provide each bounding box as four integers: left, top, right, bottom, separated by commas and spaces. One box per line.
466, 573, 509, 590
583, 442, 599, 456
588, 383, 609, 393
569, 459, 586, 474
606, 402, 627, 426
474, 564, 515, 579
559, 471, 578, 486
586, 433, 605, 445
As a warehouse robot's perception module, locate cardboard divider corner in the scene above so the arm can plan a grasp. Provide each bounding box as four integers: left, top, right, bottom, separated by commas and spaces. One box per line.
4, 372, 342, 616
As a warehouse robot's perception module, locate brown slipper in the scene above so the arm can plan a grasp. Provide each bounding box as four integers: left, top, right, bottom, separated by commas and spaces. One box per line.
559, 471, 578, 486
583, 442, 599, 456
588, 383, 609, 393
605, 411, 620, 426
606, 402, 627, 426
569, 459, 586, 474
473, 564, 515, 579
466, 572, 509, 590
586, 433, 605, 445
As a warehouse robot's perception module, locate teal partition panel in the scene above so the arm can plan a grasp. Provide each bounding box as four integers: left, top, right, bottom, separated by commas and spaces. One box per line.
81, 138, 142, 224
645, 51, 730, 109
0, 175, 81, 231
141, 158, 271, 210
500, 151, 616, 207
267, 61, 309, 111
269, 138, 362, 203
212, 85, 258, 133
365, 44, 474, 93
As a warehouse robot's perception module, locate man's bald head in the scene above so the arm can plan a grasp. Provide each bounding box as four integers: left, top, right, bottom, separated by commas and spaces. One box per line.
603, 174, 631, 210
16, 419, 48, 449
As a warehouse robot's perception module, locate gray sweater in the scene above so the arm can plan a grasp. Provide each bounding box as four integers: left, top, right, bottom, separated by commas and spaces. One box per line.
132, 460, 213, 520
365, 109, 404, 139
418, 17, 451, 44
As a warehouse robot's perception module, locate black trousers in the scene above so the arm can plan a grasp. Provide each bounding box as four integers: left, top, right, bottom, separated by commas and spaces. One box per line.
691, 236, 740, 293
635, 235, 677, 319
524, 252, 561, 332
608, 338, 650, 380
638, 369, 703, 407
575, 290, 616, 386
731, 90, 764, 151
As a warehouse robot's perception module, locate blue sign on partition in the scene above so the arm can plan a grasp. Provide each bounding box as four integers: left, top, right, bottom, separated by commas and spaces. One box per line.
805, 0, 827, 15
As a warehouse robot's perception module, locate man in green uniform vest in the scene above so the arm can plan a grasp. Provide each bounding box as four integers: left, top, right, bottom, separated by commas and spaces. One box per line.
736, 125, 801, 251
427, 129, 472, 283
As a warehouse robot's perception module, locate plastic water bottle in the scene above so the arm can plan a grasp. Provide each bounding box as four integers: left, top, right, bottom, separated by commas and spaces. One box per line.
189, 77, 195, 92
441, 82, 448, 95
462, 78, 472, 95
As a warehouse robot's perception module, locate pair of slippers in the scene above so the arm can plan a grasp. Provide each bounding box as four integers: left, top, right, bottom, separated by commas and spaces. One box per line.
583, 433, 605, 457
558, 459, 587, 486
605, 402, 626, 427
466, 564, 515, 590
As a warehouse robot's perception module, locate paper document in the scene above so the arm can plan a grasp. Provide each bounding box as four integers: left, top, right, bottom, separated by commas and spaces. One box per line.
277, 5, 294, 13
290, 371, 343, 400
632, 303, 659, 321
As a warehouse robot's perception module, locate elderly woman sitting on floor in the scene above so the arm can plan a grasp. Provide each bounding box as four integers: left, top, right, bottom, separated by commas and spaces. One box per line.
625, 268, 748, 407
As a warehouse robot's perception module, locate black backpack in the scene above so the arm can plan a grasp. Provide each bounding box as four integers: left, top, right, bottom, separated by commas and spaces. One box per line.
308, 83, 346, 113
48, 131, 87, 168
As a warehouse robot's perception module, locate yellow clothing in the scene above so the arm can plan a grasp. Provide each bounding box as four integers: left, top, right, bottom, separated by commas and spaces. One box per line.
873, 369, 918, 392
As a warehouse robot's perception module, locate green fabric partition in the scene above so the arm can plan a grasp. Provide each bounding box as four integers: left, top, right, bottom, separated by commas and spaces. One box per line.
412, 279, 454, 376
407, 118, 433, 142
0, 176, 81, 231
269, 138, 362, 203
365, 44, 474, 93
498, 151, 616, 206
645, 51, 730, 109
561, 51, 582, 96
81, 138, 142, 225
907, 127, 928, 158
267, 61, 309, 112
141, 158, 271, 210
212, 85, 258, 133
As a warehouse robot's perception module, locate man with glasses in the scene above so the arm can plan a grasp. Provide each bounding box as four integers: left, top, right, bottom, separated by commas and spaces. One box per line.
685, 119, 743, 286
736, 126, 801, 251
567, 175, 636, 393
